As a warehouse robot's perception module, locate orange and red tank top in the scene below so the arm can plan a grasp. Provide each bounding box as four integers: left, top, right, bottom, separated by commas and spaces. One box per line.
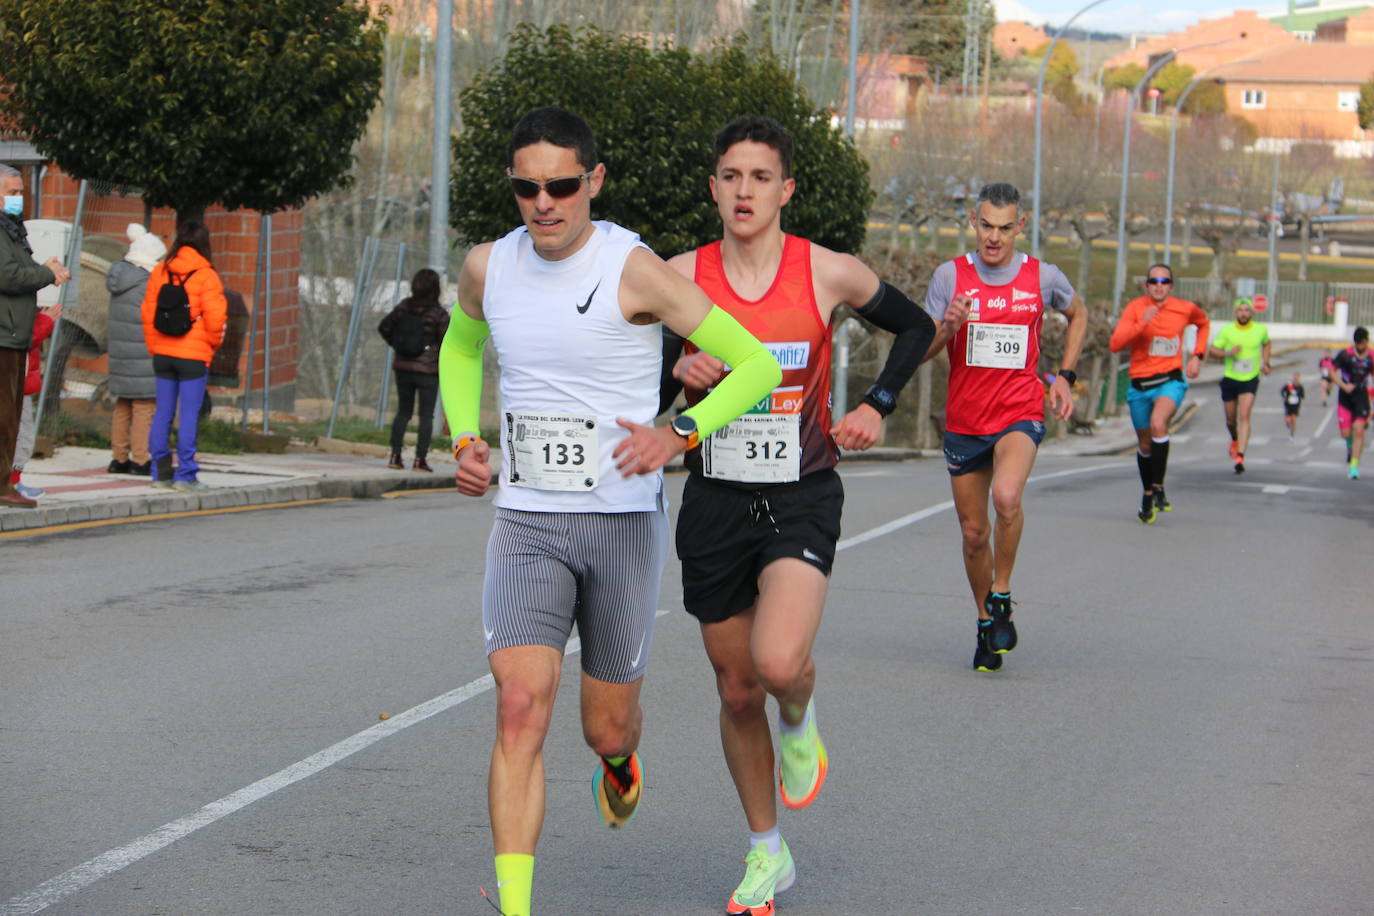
683, 234, 837, 482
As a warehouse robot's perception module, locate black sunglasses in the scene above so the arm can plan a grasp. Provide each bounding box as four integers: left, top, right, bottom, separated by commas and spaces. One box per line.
507, 170, 593, 200
1145, 278, 1173, 285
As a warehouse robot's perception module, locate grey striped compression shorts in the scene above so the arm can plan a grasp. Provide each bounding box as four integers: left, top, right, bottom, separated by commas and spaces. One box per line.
482, 500, 669, 684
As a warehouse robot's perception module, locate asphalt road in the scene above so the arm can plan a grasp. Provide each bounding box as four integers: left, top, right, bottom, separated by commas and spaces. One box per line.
3, 389, 1371, 915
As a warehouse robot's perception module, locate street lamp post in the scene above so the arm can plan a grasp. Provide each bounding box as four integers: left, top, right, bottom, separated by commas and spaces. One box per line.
1109, 50, 1178, 308
1110, 36, 1242, 308
1163, 59, 1255, 263
1032, 0, 1114, 260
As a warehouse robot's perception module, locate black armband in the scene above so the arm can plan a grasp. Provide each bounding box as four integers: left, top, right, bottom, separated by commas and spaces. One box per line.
854, 281, 938, 398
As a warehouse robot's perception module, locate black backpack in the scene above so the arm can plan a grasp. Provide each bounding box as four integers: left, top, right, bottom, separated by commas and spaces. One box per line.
153, 269, 198, 336
389, 307, 428, 359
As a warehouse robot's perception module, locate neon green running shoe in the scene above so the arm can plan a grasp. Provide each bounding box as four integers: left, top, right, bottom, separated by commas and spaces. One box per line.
778, 700, 827, 810
725, 839, 795, 915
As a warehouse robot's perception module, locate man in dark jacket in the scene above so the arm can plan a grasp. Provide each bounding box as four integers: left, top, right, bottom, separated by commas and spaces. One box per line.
1, 163, 70, 508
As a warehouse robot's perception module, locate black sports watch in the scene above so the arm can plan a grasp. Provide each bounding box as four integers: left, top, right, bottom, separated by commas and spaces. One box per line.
1057, 369, 1078, 387
670, 413, 700, 449
861, 384, 897, 418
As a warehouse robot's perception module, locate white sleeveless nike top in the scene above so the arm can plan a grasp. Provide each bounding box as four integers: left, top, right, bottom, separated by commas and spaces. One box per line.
483, 220, 663, 513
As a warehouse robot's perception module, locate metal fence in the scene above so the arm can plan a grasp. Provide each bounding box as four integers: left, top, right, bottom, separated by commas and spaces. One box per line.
1151, 277, 1374, 326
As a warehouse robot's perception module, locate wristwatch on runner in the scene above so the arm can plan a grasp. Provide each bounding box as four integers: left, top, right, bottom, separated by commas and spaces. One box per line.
670, 414, 700, 449
862, 384, 897, 417
1057, 368, 1077, 387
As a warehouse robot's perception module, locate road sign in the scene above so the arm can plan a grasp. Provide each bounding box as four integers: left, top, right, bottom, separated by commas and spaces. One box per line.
1253, 294, 1269, 312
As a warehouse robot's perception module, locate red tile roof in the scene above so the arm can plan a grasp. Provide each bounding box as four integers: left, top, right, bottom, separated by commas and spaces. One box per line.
1216, 42, 1374, 83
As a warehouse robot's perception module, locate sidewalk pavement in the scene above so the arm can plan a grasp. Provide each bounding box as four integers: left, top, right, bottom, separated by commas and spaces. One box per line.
5, 349, 1309, 534
0, 415, 1150, 534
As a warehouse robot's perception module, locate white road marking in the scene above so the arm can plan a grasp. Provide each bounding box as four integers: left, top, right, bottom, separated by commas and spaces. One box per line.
5, 460, 1125, 914
1262, 484, 1290, 494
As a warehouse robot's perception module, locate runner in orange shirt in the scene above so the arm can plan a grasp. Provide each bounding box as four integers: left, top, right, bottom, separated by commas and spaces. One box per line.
1109, 264, 1209, 523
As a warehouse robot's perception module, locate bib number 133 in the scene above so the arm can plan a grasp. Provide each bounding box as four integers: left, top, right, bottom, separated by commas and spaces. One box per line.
506, 411, 599, 490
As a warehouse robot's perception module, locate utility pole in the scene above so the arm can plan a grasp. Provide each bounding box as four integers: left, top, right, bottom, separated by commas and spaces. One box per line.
962, 0, 982, 93
428, 0, 453, 276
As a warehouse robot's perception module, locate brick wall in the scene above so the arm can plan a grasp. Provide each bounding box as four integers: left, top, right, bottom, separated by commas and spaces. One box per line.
37, 166, 300, 408
1226, 83, 1370, 140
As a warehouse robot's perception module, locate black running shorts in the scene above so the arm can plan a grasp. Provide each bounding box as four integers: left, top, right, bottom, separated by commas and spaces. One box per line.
1219, 376, 1260, 401
676, 469, 844, 624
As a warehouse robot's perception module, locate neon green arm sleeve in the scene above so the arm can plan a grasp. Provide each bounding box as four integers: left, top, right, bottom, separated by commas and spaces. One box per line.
438, 306, 489, 437
680, 305, 783, 438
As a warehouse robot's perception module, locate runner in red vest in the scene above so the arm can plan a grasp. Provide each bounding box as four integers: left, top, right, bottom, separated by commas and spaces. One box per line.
663, 115, 934, 916
923, 182, 1087, 672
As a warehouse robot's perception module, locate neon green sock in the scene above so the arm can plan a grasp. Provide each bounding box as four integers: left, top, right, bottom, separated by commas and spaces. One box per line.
493, 853, 534, 916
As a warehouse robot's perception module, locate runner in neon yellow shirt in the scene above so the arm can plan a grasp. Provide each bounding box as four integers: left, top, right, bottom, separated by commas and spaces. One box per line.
1208, 297, 1271, 473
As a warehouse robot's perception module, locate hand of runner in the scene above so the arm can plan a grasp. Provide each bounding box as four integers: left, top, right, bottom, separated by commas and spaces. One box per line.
943, 293, 972, 329
830, 403, 882, 451
1228, 345, 1242, 356
455, 438, 492, 497
1142, 304, 1161, 324
1186, 353, 1201, 379
612, 418, 684, 475
673, 351, 726, 390
1048, 375, 1074, 421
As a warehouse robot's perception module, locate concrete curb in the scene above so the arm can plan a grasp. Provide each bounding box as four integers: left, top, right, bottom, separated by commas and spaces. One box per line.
0, 473, 456, 534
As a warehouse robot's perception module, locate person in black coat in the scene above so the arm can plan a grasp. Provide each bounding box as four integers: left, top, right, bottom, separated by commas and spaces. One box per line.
378, 268, 450, 471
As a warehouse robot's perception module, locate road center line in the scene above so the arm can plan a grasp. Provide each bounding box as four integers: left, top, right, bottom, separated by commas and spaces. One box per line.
6, 458, 1122, 913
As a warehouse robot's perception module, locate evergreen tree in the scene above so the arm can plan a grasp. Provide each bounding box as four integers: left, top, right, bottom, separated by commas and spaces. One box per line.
0, 0, 386, 221
452, 24, 872, 256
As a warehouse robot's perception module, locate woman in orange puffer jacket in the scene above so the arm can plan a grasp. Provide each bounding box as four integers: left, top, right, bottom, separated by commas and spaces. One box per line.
140, 221, 227, 491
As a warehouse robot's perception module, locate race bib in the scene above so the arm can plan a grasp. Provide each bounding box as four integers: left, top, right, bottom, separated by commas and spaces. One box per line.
702, 414, 801, 484
1149, 335, 1180, 358
966, 323, 1029, 369
1286, 391, 1300, 405
1232, 357, 1254, 376
505, 411, 598, 491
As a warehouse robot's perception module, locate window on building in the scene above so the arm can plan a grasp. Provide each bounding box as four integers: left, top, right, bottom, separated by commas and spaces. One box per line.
1242, 89, 1267, 109
1338, 91, 1359, 112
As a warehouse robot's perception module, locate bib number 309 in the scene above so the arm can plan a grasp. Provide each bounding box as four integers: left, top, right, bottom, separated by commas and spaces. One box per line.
506, 411, 598, 490
966, 323, 1029, 369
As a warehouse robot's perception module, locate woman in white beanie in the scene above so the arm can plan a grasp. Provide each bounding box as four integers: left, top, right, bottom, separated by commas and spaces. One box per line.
105, 223, 165, 474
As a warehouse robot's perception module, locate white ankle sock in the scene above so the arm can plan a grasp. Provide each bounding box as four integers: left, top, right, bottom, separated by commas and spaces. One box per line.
750, 827, 783, 856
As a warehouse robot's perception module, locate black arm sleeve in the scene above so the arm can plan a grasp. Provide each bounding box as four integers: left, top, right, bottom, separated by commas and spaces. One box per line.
658, 328, 687, 417
854, 281, 938, 395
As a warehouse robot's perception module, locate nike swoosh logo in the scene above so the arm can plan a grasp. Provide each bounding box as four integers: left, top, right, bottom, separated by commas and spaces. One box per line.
576, 279, 601, 314
630, 632, 647, 667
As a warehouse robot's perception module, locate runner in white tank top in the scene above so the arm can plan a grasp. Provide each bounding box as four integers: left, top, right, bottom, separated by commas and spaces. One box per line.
437, 107, 781, 916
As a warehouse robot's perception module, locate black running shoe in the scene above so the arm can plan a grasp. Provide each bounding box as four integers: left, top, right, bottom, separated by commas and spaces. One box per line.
1153, 488, 1171, 512
1138, 492, 1157, 524
983, 592, 1017, 653
973, 625, 1002, 672
1234, 460, 1245, 475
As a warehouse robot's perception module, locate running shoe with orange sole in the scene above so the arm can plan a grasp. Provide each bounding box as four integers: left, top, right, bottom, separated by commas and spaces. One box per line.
726, 839, 795, 916
778, 700, 827, 810
592, 752, 643, 828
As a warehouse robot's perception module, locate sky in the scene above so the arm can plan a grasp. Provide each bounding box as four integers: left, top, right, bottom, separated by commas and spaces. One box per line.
994, 0, 1285, 36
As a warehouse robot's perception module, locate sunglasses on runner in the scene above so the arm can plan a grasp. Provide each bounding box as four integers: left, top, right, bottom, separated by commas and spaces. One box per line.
1145, 278, 1173, 285
507, 170, 594, 199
